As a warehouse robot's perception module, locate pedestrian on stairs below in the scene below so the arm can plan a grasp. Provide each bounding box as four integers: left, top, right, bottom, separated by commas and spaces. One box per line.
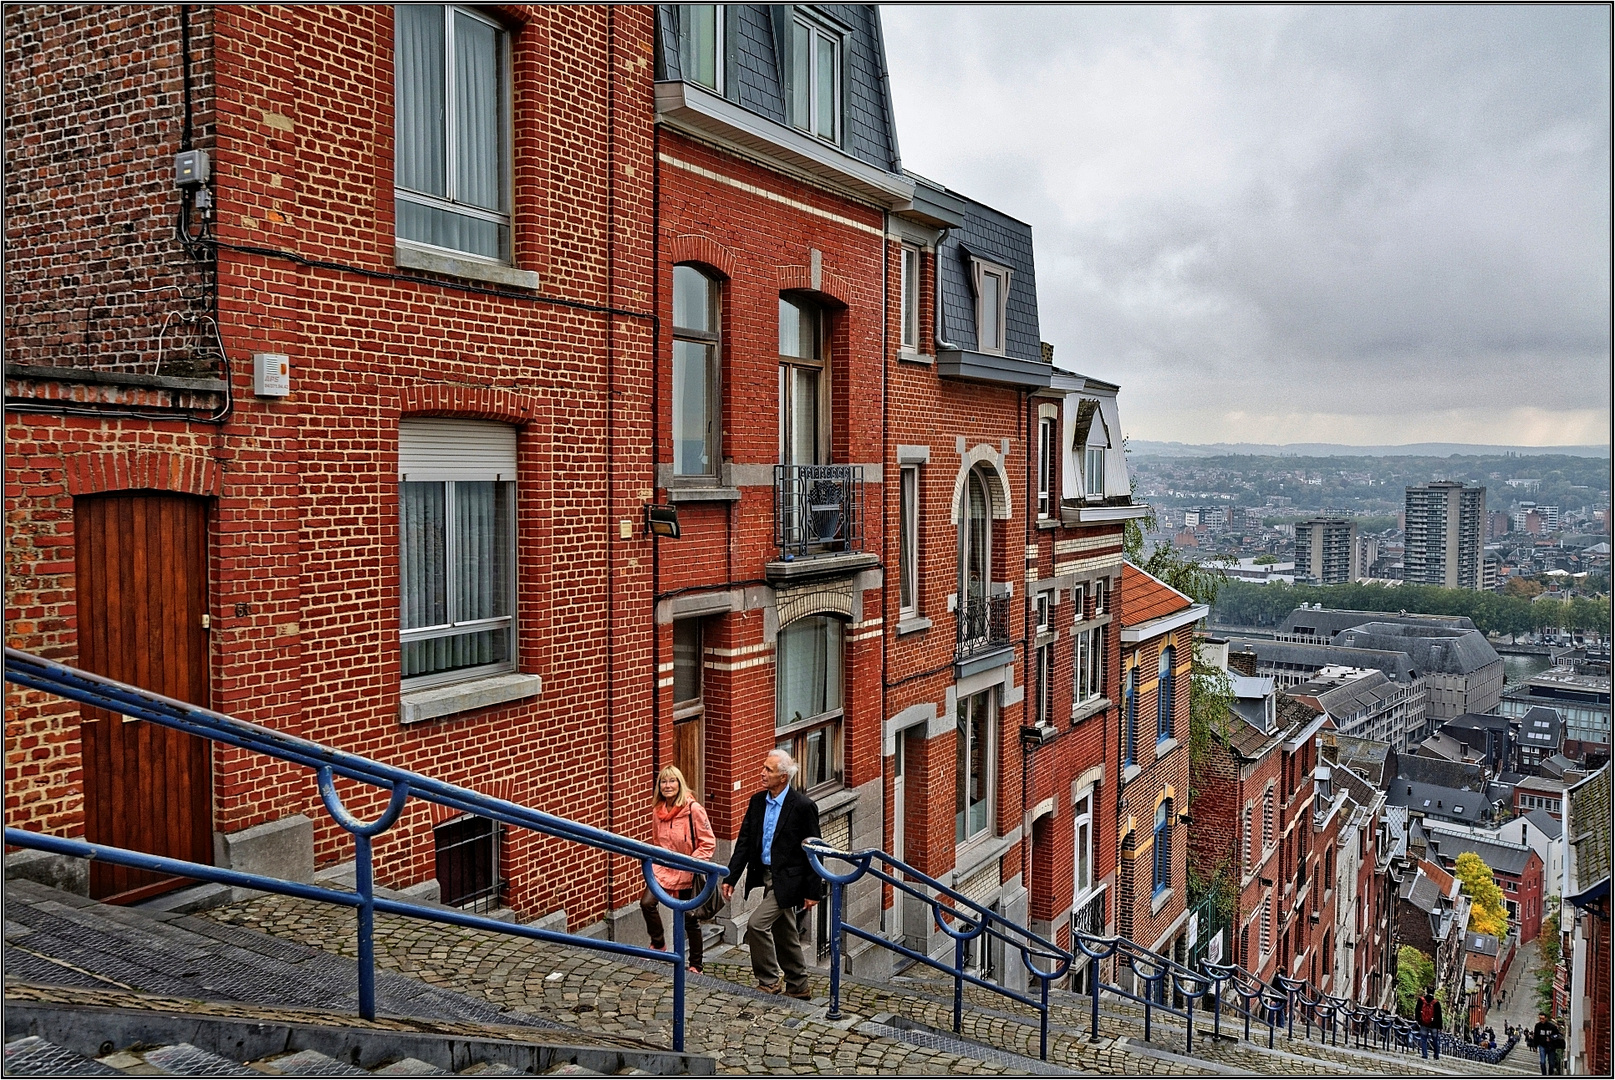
642, 765, 715, 974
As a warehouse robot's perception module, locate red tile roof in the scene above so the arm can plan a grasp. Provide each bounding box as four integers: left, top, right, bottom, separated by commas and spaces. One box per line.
1120, 563, 1197, 629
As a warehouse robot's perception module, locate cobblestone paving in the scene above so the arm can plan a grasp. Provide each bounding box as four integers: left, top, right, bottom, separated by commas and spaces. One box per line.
202, 896, 1012, 1075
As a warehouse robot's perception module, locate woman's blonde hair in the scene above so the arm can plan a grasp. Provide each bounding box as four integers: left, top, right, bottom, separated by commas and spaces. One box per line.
655, 764, 692, 809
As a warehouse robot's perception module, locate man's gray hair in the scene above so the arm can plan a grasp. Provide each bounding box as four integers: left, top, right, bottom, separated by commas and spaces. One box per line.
767, 747, 798, 779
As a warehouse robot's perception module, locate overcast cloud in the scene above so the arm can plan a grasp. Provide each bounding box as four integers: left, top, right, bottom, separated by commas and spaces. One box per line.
881, 5, 1612, 447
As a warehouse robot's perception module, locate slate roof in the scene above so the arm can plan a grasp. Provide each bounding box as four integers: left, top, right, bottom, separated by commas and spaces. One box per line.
1466, 932, 1501, 957
1120, 563, 1196, 629
1523, 808, 1563, 840
1389, 780, 1491, 824
1398, 754, 1486, 792
1331, 624, 1500, 677
1518, 707, 1563, 750
1226, 638, 1419, 684
1426, 829, 1537, 877
1336, 735, 1397, 786
934, 189, 1042, 361
654, 4, 901, 174
1417, 732, 1470, 763
1277, 608, 1477, 639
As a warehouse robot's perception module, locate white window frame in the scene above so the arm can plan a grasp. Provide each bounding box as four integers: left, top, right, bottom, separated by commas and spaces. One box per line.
899, 464, 920, 616
1076, 625, 1104, 705
956, 688, 996, 844
678, 4, 724, 93
1035, 639, 1054, 727
1037, 416, 1056, 519
775, 615, 845, 794
789, 15, 841, 144
899, 244, 920, 351
970, 258, 1012, 356
1084, 413, 1110, 500
671, 264, 722, 478
1073, 789, 1096, 903
398, 419, 519, 690
394, 4, 514, 265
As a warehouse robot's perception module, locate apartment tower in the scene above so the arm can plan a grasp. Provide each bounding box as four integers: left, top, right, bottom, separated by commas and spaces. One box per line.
1404, 481, 1485, 590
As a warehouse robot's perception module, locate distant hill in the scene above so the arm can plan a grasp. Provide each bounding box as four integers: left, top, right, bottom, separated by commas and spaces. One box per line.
1128, 440, 1609, 459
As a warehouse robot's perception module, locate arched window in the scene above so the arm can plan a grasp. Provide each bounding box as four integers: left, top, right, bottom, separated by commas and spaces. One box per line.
1153, 798, 1172, 895
779, 294, 827, 465
961, 467, 992, 601
1157, 645, 1175, 743
672, 264, 720, 477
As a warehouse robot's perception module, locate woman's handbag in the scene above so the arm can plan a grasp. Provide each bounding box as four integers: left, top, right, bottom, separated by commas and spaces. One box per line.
686, 810, 727, 922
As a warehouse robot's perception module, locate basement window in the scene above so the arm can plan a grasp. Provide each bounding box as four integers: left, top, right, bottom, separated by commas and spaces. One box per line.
434, 814, 502, 911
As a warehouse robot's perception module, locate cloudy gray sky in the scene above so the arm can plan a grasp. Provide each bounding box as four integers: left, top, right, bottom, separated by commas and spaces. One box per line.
881, 5, 1612, 447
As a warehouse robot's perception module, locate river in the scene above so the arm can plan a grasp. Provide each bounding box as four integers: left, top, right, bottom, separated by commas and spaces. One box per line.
1502, 653, 1552, 687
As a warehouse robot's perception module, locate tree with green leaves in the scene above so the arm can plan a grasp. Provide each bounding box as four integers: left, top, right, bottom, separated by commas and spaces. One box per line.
1396, 945, 1435, 1017
1454, 851, 1510, 937
1536, 901, 1561, 1016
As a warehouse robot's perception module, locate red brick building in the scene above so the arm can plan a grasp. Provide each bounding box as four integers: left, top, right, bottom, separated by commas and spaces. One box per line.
6, 4, 660, 927
1113, 564, 1201, 973
1421, 827, 1546, 942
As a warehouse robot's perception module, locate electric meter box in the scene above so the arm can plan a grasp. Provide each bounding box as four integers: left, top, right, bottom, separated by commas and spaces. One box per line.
175, 149, 211, 187
253, 352, 291, 397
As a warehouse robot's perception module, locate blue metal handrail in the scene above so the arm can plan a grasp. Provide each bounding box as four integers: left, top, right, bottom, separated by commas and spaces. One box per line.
802, 839, 1071, 1060
2, 648, 727, 1052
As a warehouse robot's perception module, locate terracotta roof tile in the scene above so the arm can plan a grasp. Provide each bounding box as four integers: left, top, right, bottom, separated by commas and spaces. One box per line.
1120, 563, 1196, 629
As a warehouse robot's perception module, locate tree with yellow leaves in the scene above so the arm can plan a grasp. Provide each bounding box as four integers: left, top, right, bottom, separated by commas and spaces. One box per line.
1454, 851, 1510, 937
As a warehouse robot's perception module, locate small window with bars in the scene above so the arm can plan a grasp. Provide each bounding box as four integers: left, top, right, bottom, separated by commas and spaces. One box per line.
434, 813, 502, 912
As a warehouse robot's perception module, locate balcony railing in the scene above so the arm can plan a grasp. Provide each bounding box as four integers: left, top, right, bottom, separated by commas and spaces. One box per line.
1072, 885, 1107, 937
956, 593, 1011, 660
773, 464, 864, 558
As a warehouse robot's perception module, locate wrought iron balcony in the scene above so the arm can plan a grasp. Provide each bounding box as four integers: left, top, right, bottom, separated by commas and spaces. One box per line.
773, 464, 865, 558
1072, 885, 1108, 938
956, 592, 1011, 660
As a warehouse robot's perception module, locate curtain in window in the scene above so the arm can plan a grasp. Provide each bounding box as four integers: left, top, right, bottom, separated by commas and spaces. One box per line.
673, 340, 711, 474
401, 479, 513, 679
401, 482, 449, 631
1158, 646, 1174, 740
396, 6, 447, 197
899, 467, 916, 610
454, 10, 504, 214
777, 617, 841, 727
978, 272, 1000, 350
964, 471, 989, 601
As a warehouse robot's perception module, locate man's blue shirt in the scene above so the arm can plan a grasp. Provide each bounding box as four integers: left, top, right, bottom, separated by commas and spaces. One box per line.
760, 787, 786, 867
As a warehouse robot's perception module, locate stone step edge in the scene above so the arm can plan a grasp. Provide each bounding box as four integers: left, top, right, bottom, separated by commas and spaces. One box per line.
865, 1013, 1089, 1076
1, 999, 715, 1077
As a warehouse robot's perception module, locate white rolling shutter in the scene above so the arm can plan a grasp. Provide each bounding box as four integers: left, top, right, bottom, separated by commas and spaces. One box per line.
399, 418, 518, 481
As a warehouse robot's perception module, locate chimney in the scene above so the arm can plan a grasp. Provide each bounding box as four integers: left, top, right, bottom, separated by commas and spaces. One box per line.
1229, 649, 1258, 678
1321, 731, 1340, 765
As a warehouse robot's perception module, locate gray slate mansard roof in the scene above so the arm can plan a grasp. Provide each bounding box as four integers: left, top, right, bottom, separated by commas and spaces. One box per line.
1332, 624, 1500, 677
1518, 706, 1563, 749
655, 4, 901, 175
1277, 608, 1478, 639
1523, 808, 1563, 840
1227, 638, 1418, 684
1398, 753, 1486, 792
1388, 779, 1491, 824
934, 193, 1042, 361
1425, 829, 1536, 877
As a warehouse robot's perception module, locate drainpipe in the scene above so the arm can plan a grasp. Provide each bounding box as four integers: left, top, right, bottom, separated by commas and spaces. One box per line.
603, 3, 618, 931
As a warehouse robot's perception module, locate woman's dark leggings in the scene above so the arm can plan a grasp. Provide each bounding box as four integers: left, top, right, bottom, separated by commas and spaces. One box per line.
641, 887, 703, 971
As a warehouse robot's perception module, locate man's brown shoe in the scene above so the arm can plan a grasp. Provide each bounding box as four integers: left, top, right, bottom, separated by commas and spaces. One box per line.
756, 982, 782, 994
784, 987, 813, 1000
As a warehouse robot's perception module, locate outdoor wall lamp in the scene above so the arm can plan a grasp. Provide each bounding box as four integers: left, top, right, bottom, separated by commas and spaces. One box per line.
645, 504, 680, 538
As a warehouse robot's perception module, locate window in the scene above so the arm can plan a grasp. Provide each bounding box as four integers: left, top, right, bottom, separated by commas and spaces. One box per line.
435, 813, 501, 911
1035, 591, 1051, 632
1242, 805, 1254, 871
971, 260, 1011, 355
960, 468, 992, 604
673, 619, 704, 713
1157, 646, 1175, 743
899, 465, 920, 615
678, 4, 722, 92
1153, 799, 1172, 895
776, 616, 843, 792
1084, 412, 1110, 499
1076, 626, 1104, 705
788, 16, 839, 142
956, 689, 994, 842
1072, 582, 1088, 620
395, 5, 511, 262
1123, 665, 1138, 767
399, 419, 517, 687
1073, 791, 1094, 900
1037, 417, 1055, 519
1258, 894, 1272, 958
1093, 577, 1109, 616
779, 295, 827, 465
1324, 846, 1335, 892
1263, 789, 1275, 849
1035, 639, 1053, 727
900, 245, 920, 350
672, 265, 721, 477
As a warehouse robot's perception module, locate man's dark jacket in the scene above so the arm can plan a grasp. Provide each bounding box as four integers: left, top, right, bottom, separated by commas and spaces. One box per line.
725, 785, 823, 910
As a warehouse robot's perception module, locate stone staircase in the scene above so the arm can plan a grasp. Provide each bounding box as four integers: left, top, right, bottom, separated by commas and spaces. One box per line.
4, 879, 1539, 1076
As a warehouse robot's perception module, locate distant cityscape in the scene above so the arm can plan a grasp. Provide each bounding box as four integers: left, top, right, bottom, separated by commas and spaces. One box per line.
1130, 450, 1611, 592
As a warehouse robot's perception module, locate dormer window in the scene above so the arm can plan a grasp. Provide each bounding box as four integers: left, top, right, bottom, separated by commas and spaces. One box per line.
971, 259, 1012, 355
789, 16, 840, 143
1085, 413, 1110, 499
679, 5, 723, 92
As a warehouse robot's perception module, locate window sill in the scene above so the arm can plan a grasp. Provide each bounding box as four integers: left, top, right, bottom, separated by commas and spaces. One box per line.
396, 243, 540, 291
1071, 697, 1111, 726
400, 672, 542, 724
896, 348, 932, 365
1155, 736, 1180, 756
951, 832, 1013, 887
1122, 763, 1142, 785
666, 485, 742, 504
815, 787, 861, 819
1035, 518, 1060, 530
1151, 886, 1174, 916
896, 615, 932, 637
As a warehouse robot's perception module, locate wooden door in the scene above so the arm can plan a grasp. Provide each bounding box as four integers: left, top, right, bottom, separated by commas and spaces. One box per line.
75, 492, 212, 902
674, 715, 704, 807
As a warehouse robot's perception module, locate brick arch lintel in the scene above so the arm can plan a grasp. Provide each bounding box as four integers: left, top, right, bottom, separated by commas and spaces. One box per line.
400, 383, 539, 425
65, 450, 223, 498
777, 264, 851, 307
669, 234, 738, 279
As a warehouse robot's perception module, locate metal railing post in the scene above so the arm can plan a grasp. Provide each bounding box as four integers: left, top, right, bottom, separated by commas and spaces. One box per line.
826, 878, 845, 1021
671, 892, 687, 1053
1039, 974, 1050, 1060
953, 935, 965, 1035
355, 833, 377, 1020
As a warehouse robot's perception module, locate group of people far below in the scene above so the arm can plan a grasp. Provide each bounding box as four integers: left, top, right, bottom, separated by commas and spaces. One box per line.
642, 749, 823, 998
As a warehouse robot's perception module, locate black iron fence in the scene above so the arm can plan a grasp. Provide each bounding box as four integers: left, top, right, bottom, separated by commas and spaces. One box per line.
773, 464, 864, 558
956, 593, 1011, 659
